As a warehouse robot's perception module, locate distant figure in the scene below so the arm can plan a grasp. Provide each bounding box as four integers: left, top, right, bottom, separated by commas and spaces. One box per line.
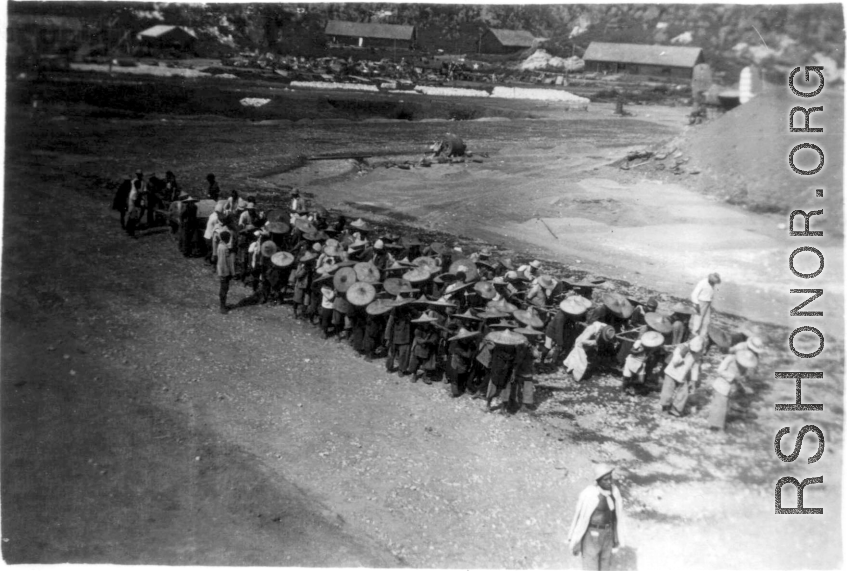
568, 464, 627, 571
216, 230, 235, 314
180, 195, 199, 257
690, 272, 721, 336
206, 173, 221, 201
708, 349, 758, 432
111, 175, 132, 229
126, 171, 144, 238
659, 335, 705, 417
165, 171, 180, 203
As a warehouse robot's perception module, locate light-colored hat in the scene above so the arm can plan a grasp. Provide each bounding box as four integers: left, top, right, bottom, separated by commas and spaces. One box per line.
477, 309, 509, 320
489, 318, 519, 329
446, 281, 473, 295
374, 239, 384, 250
536, 274, 557, 289
641, 331, 665, 348
736, 349, 759, 369
645, 312, 673, 334
411, 310, 439, 324
593, 463, 614, 481
449, 327, 480, 342
474, 281, 496, 300
260, 240, 278, 258
312, 242, 323, 252
349, 238, 368, 250
346, 281, 376, 306
270, 251, 294, 267
430, 242, 447, 255
560, 297, 587, 316
403, 267, 432, 283
266, 221, 290, 235
413, 256, 440, 273
513, 307, 544, 329
514, 326, 544, 336
487, 298, 518, 313
294, 218, 317, 234
349, 218, 370, 231
333, 267, 358, 292
602, 292, 634, 318
454, 309, 481, 322
529, 260, 542, 269
485, 329, 527, 346
366, 298, 394, 315
383, 277, 412, 296
391, 292, 416, 306
746, 336, 765, 354
449, 258, 479, 283
354, 262, 380, 284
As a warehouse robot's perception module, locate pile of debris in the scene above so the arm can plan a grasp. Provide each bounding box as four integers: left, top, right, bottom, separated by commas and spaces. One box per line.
616, 143, 700, 177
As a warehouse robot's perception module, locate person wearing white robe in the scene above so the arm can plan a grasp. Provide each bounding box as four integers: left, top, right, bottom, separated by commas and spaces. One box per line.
568, 464, 626, 570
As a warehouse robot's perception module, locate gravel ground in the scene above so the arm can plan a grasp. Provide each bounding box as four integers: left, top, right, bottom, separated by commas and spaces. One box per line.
2, 91, 843, 569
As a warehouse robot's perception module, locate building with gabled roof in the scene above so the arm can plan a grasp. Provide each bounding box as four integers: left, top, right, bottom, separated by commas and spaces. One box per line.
137, 25, 197, 53
324, 20, 416, 49
479, 28, 542, 54
583, 41, 704, 79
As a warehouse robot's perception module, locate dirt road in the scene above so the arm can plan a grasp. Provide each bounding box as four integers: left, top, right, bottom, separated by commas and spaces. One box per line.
2, 94, 843, 568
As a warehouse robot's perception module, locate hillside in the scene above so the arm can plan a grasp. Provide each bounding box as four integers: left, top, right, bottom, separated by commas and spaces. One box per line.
681, 87, 843, 229
9, 2, 845, 82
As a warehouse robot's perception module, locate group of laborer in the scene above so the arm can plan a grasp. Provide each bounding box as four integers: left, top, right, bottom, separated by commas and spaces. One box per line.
115, 175, 765, 429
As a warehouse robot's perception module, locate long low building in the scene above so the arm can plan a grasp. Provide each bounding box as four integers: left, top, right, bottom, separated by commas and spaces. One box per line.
583, 42, 704, 79
325, 20, 416, 49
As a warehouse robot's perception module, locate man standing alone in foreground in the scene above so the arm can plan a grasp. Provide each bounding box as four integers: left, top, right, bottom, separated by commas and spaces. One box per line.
568, 464, 626, 570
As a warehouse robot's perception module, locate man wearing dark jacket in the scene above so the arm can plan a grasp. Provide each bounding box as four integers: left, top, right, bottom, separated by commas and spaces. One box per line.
385, 301, 415, 375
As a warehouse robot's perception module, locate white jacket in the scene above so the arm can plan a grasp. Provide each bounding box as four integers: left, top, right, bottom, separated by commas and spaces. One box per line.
567, 483, 626, 555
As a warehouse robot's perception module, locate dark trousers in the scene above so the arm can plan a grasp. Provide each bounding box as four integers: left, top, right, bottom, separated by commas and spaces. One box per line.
320, 307, 334, 335
219, 276, 232, 309
386, 343, 410, 372
450, 369, 471, 396
126, 211, 140, 237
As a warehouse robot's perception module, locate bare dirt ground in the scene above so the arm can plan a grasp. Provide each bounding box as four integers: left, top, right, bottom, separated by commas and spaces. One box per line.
2, 80, 843, 569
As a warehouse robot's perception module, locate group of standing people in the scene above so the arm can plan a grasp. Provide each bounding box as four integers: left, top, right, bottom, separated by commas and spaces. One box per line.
157, 184, 765, 428
113, 173, 769, 571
